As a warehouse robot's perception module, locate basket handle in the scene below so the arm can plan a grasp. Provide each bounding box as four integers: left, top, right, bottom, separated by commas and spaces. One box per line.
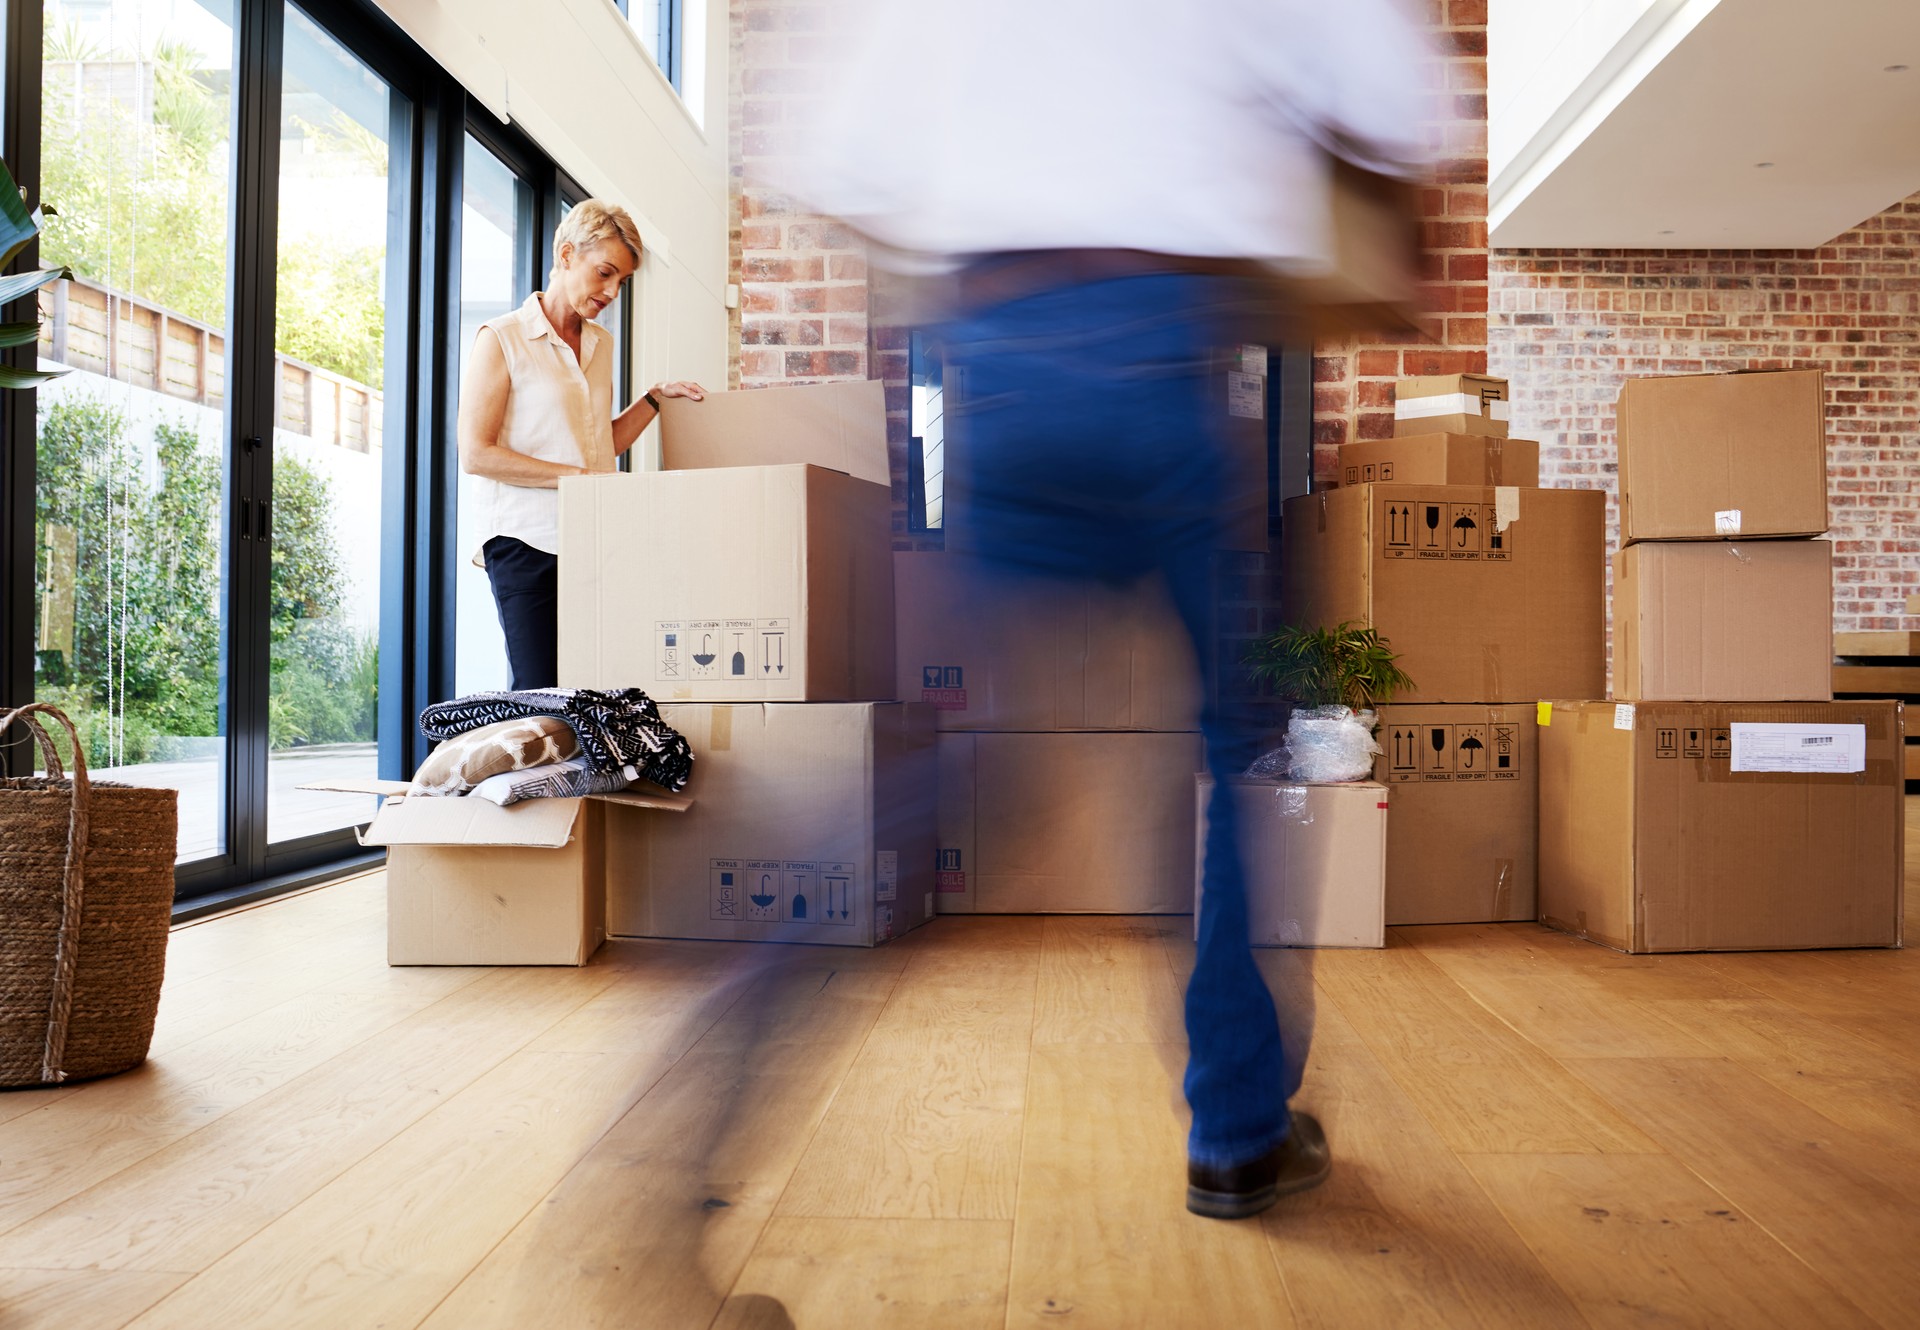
0, 703, 70, 780
0, 704, 92, 1083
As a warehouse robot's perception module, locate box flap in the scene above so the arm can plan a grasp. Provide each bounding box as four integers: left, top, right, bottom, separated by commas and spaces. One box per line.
361, 793, 584, 848
589, 789, 694, 813
659, 381, 889, 487
299, 777, 413, 797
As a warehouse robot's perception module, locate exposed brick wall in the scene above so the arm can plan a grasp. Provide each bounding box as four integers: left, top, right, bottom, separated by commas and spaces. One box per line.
1310, 0, 1490, 486
1489, 194, 1920, 632
727, 0, 922, 544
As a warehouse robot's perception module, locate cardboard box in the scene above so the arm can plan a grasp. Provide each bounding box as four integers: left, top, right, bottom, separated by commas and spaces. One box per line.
1195, 778, 1387, 948
606, 702, 936, 946
894, 552, 1202, 731
1613, 540, 1834, 701
1281, 484, 1606, 703
558, 381, 895, 702
935, 731, 1204, 913
300, 780, 692, 966
1538, 700, 1903, 953
1394, 373, 1509, 438
1337, 433, 1538, 488
1616, 369, 1828, 543
1374, 704, 1537, 924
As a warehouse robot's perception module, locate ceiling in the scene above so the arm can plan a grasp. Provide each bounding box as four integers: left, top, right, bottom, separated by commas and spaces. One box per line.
1490, 0, 1920, 249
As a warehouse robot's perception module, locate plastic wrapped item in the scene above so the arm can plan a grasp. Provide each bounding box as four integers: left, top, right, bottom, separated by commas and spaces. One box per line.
1249, 705, 1380, 783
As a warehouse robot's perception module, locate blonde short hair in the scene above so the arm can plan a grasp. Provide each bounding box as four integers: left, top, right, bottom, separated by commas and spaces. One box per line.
552, 199, 643, 269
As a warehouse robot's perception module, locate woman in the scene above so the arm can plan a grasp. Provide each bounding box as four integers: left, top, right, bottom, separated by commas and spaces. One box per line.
458, 199, 706, 690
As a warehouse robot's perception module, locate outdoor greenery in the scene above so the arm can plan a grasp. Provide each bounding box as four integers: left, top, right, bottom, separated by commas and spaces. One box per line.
1246, 622, 1415, 712
40, 27, 388, 384
27, 29, 385, 769
34, 397, 376, 767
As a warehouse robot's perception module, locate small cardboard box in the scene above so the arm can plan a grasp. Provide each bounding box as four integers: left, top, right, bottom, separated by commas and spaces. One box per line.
935, 731, 1204, 913
606, 702, 936, 946
1394, 373, 1509, 438
1613, 540, 1834, 702
1616, 369, 1828, 543
1195, 778, 1388, 948
894, 552, 1202, 732
558, 381, 895, 702
1337, 433, 1538, 488
302, 780, 692, 966
1374, 704, 1537, 924
1281, 483, 1606, 703
1538, 700, 1903, 953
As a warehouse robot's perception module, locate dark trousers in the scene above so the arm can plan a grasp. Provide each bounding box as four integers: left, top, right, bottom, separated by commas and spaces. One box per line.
944, 271, 1294, 1169
483, 535, 559, 691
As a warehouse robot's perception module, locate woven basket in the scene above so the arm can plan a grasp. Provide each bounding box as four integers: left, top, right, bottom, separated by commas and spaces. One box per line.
0, 704, 177, 1087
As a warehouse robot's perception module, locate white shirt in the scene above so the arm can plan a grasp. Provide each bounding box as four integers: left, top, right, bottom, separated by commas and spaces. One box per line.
790, 0, 1432, 272
470, 293, 615, 563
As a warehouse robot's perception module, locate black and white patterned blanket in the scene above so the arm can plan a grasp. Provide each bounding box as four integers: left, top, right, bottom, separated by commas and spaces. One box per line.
419, 687, 694, 793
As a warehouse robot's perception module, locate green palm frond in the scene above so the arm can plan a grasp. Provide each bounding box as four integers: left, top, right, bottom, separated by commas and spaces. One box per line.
1244, 621, 1415, 711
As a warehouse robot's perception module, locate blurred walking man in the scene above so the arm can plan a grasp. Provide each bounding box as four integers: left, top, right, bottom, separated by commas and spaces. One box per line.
793, 0, 1431, 1219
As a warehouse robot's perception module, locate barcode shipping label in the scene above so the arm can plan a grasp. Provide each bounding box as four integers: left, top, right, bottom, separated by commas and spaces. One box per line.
1227, 371, 1265, 419
1729, 723, 1867, 774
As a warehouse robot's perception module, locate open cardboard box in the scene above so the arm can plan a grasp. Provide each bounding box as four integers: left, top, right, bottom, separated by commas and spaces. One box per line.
558, 381, 895, 703
304, 778, 691, 967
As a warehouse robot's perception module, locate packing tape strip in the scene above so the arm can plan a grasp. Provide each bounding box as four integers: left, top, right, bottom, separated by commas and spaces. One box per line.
1494, 485, 1520, 532
1485, 437, 1504, 486
1492, 857, 1514, 918
1395, 392, 1511, 421
1317, 491, 1328, 533
709, 706, 733, 752
1482, 643, 1503, 705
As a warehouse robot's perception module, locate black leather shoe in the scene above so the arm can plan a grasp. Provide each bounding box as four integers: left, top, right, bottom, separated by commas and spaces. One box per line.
1185, 1112, 1331, 1219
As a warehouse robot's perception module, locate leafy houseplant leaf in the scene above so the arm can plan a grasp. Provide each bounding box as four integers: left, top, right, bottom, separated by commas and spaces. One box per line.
1244, 620, 1415, 712
0, 157, 36, 271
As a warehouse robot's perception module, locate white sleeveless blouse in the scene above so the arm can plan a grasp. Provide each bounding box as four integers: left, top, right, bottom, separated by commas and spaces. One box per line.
469, 292, 615, 563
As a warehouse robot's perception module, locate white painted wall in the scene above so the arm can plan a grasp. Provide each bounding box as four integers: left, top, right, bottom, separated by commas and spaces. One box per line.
1489, 0, 1661, 182
370, 0, 733, 398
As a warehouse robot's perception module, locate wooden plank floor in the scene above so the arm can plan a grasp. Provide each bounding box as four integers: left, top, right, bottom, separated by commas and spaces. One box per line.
1, 815, 1916, 1330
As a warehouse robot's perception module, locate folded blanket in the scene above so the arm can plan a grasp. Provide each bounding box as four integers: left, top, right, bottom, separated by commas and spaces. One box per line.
470, 758, 634, 807
419, 687, 694, 793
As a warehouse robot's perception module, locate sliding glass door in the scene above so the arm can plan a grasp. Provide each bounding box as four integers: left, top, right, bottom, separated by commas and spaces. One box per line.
33, 0, 238, 862
24, 0, 421, 892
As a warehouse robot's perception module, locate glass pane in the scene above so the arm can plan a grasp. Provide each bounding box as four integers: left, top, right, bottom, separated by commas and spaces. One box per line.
453, 136, 532, 697
266, 4, 404, 842
35, 0, 236, 863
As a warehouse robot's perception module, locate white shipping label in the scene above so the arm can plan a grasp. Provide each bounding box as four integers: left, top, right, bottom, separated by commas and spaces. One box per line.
1237, 344, 1268, 376
1489, 399, 1512, 421
1494, 486, 1520, 532
1614, 703, 1636, 731
1729, 723, 1867, 774
1715, 509, 1743, 535
875, 849, 898, 902
1227, 371, 1265, 419
1396, 391, 1500, 420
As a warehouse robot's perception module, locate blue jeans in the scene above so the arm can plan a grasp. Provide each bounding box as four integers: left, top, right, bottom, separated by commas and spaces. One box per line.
943, 271, 1295, 1168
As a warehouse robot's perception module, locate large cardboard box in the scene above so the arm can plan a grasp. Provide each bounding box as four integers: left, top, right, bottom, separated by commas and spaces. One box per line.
1538, 700, 1903, 953
1616, 369, 1828, 543
1374, 703, 1537, 924
1337, 433, 1538, 488
1394, 373, 1509, 438
894, 552, 1201, 732
1281, 484, 1606, 703
1613, 540, 1834, 702
300, 780, 692, 966
558, 381, 895, 702
1195, 778, 1387, 948
606, 702, 936, 946
936, 731, 1204, 913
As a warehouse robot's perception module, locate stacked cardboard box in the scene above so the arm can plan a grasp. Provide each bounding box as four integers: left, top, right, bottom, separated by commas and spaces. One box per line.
557, 381, 937, 949
895, 553, 1204, 914
1541, 369, 1903, 952
1283, 372, 1607, 925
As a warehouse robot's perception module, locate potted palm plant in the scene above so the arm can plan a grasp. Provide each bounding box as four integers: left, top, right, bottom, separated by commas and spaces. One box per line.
1245, 621, 1414, 782
0, 155, 71, 387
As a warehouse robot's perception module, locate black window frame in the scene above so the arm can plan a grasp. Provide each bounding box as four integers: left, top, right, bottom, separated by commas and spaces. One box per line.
0, 0, 651, 914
